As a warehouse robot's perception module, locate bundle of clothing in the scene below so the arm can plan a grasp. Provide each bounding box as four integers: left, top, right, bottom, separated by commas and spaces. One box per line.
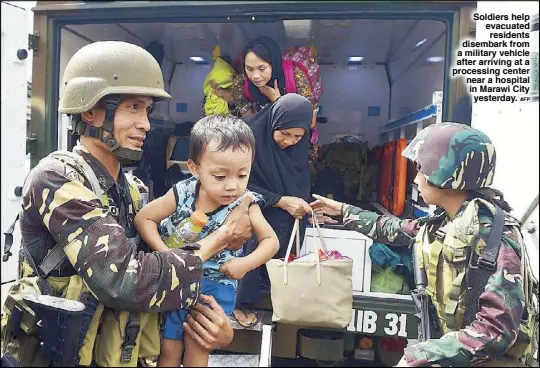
368, 242, 414, 294
202, 45, 237, 116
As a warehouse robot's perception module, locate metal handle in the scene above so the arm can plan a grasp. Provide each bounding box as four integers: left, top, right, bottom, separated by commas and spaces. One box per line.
521, 194, 539, 225
525, 221, 537, 234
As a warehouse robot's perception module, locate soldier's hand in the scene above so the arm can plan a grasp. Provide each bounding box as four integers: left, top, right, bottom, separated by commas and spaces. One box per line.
222, 194, 253, 251
184, 294, 234, 351
308, 214, 338, 225
310, 194, 347, 217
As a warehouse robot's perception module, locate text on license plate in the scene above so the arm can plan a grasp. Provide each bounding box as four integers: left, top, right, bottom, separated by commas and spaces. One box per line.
346, 309, 411, 338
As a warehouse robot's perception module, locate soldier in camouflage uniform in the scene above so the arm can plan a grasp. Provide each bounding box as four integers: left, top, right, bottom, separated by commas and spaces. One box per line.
2, 41, 254, 366
311, 122, 537, 367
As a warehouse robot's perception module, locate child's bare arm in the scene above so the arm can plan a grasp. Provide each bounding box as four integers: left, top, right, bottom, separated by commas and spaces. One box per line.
134, 189, 177, 252
242, 204, 279, 271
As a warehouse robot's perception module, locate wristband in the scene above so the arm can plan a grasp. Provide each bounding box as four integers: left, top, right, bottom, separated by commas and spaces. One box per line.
341, 203, 345, 217
182, 243, 201, 251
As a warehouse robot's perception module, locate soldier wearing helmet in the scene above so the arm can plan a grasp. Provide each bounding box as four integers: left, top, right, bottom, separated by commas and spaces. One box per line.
310, 122, 537, 367
2, 41, 253, 367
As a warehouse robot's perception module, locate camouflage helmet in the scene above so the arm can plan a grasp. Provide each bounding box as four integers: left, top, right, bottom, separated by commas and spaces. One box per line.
59, 41, 171, 114
401, 122, 496, 190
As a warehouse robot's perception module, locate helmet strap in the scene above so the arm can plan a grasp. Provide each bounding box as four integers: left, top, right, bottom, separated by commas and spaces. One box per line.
72, 95, 143, 165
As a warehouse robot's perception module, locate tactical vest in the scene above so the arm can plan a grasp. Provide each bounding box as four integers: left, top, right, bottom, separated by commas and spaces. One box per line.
1, 150, 160, 367
417, 197, 538, 366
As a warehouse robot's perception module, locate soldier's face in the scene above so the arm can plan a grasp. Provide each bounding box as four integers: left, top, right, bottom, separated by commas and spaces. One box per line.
414, 171, 439, 205
83, 95, 153, 152
111, 96, 153, 151
187, 139, 253, 207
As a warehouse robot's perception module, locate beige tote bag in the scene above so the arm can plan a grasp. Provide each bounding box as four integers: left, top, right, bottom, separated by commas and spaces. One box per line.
266, 213, 353, 329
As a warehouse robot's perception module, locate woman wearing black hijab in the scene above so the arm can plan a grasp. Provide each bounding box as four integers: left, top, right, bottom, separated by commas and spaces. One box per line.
242, 36, 288, 111
232, 93, 313, 327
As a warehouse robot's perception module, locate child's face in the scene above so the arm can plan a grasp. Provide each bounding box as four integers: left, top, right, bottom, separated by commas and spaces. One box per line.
188, 140, 253, 207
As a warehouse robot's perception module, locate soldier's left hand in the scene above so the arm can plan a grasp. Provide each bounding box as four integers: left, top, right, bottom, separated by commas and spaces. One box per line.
310, 194, 345, 217
184, 294, 234, 351
222, 194, 254, 251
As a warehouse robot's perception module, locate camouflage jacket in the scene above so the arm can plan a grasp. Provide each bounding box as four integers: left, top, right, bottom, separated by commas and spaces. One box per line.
343, 203, 525, 367
19, 144, 203, 312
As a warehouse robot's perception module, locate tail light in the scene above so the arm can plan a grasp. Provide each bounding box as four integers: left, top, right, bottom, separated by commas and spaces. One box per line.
378, 337, 407, 352
358, 336, 373, 350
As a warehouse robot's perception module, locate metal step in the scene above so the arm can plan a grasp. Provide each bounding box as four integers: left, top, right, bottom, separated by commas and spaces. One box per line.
208, 354, 260, 367
213, 310, 273, 366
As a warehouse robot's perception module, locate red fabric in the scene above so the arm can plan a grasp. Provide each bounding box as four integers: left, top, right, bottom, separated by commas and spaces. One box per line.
391, 138, 408, 217
379, 142, 395, 210
282, 46, 323, 102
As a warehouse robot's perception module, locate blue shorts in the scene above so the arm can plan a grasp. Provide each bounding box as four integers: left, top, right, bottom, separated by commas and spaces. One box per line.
162, 278, 236, 341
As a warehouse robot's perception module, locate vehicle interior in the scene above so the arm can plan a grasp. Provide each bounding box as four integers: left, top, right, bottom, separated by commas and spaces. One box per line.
58, 18, 451, 219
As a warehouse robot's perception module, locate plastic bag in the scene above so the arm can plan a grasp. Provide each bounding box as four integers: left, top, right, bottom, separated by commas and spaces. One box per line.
370, 266, 410, 294
203, 45, 237, 116
290, 249, 345, 263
